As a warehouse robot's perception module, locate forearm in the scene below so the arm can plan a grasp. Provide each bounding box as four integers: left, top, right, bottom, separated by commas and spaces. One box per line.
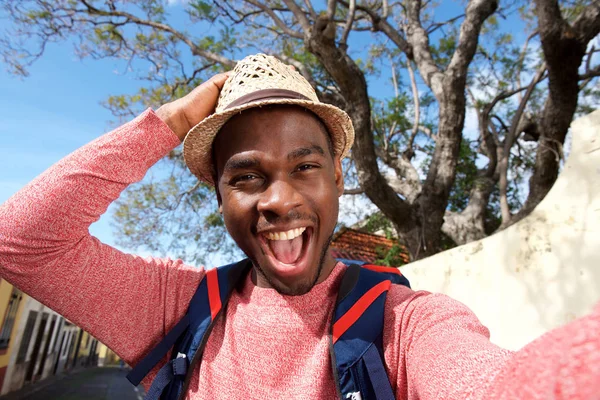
0, 109, 201, 364
485, 302, 600, 399
0, 109, 179, 247
400, 294, 513, 399
401, 294, 600, 399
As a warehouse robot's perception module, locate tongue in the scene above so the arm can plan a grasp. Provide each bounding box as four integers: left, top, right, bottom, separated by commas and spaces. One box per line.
269, 235, 304, 264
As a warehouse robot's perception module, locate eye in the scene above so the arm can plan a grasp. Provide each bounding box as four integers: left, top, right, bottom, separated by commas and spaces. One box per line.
296, 163, 319, 172
230, 174, 260, 185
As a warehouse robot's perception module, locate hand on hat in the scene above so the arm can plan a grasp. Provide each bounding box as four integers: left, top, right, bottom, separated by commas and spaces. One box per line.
156, 72, 230, 141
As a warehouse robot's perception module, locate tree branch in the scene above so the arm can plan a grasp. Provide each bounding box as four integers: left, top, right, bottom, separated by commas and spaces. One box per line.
509, 0, 598, 228
79, 0, 236, 67
446, 0, 499, 82
426, 14, 465, 34
405, 0, 444, 97
213, 2, 264, 24
579, 64, 600, 81
282, 0, 312, 34
338, 0, 413, 58
303, 0, 318, 19
344, 187, 364, 195
407, 59, 420, 151
516, 30, 539, 101
486, 85, 530, 113
572, 0, 600, 44
340, 0, 356, 48
383, 159, 422, 203
418, 125, 435, 141
303, 10, 415, 240
498, 65, 546, 226
243, 0, 304, 39
327, 0, 338, 19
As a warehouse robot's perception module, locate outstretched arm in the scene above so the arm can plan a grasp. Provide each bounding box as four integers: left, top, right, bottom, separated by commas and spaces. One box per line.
485, 302, 600, 399
0, 73, 229, 366
393, 291, 600, 399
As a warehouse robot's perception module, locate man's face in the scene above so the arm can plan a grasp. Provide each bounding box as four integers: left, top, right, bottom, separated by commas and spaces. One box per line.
213, 106, 344, 295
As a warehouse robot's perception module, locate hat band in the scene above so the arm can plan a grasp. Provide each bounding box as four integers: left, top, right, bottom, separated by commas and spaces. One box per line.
225, 89, 311, 110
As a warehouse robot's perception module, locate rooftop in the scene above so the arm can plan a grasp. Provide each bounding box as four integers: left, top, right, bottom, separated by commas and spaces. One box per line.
330, 227, 410, 265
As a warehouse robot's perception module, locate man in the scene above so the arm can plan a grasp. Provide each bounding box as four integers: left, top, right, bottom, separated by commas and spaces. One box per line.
0, 54, 598, 399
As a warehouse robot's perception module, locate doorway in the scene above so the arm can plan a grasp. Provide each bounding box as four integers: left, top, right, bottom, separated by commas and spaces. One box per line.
25, 312, 48, 382
35, 315, 56, 379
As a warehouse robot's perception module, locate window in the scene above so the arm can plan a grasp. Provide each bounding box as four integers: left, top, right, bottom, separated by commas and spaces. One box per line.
0, 288, 23, 349
17, 311, 38, 364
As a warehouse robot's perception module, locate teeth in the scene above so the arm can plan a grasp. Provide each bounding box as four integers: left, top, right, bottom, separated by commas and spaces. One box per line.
264, 227, 306, 241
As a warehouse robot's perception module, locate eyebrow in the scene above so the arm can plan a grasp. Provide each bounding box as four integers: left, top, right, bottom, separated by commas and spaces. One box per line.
223, 157, 260, 174
287, 145, 325, 161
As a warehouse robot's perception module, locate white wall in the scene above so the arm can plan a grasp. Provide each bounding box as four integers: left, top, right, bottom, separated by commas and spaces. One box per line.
402, 110, 600, 351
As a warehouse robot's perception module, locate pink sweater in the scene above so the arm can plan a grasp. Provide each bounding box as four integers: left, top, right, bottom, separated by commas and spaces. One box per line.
0, 109, 598, 399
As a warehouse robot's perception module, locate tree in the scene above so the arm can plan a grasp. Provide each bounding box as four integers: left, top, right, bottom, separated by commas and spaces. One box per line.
2, 0, 598, 263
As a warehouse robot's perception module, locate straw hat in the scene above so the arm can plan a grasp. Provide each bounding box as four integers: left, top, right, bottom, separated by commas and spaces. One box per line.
182, 53, 355, 185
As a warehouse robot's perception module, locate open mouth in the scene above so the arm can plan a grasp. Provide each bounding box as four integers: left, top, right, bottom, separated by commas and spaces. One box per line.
258, 227, 313, 276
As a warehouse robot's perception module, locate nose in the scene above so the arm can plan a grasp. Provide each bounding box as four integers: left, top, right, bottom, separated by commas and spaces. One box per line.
257, 179, 303, 217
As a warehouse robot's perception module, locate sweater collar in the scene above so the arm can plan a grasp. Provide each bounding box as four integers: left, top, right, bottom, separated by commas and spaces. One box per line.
237, 262, 346, 310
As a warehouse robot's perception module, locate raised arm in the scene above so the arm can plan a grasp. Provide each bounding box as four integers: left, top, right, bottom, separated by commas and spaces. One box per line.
0, 73, 229, 365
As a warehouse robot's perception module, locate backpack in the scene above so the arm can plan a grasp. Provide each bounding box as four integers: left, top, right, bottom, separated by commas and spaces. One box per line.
127, 258, 410, 400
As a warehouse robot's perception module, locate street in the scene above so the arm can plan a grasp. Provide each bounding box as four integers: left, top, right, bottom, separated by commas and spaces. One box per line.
0, 367, 144, 400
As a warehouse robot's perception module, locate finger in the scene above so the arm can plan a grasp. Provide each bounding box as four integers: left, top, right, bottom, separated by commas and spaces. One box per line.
209, 71, 232, 90
182, 72, 232, 126
189, 72, 230, 98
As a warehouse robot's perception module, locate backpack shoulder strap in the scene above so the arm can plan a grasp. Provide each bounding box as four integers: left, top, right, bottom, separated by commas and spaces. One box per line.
127, 258, 252, 400
330, 263, 395, 400
361, 264, 411, 288
334, 258, 410, 289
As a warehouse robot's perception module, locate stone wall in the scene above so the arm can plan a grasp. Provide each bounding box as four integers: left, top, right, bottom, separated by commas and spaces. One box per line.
402, 110, 600, 350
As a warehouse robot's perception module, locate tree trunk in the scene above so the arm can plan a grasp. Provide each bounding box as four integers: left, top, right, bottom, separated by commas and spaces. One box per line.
304, 16, 420, 257
513, 0, 599, 223
301, 0, 498, 260
442, 175, 496, 244
413, 82, 466, 257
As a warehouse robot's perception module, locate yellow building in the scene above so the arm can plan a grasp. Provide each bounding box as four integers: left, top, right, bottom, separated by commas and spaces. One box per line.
97, 342, 121, 367
0, 279, 121, 395
0, 279, 26, 391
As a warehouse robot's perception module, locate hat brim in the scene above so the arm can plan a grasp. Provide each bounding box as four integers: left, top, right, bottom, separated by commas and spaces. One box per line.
183, 98, 354, 185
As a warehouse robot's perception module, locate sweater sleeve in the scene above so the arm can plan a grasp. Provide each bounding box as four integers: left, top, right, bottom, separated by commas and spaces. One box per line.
387, 291, 512, 399
484, 302, 600, 399
0, 109, 205, 366
385, 288, 600, 399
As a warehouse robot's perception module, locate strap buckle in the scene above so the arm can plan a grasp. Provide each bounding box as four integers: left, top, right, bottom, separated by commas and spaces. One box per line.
172, 353, 188, 376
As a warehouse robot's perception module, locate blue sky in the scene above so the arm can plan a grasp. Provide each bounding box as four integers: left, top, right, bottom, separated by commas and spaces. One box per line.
0, 0, 533, 263
0, 35, 150, 252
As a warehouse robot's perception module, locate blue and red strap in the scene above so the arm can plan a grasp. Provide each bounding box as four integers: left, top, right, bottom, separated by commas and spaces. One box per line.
206, 268, 222, 320
332, 279, 391, 344
127, 268, 223, 389
361, 264, 403, 276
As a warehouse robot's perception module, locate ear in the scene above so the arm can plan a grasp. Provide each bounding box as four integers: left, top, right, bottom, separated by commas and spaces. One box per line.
334, 156, 344, 197
215, 184, 223, 213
